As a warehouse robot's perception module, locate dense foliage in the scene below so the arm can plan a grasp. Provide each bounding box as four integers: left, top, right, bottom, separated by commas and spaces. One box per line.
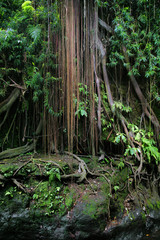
0, 0, 160, 170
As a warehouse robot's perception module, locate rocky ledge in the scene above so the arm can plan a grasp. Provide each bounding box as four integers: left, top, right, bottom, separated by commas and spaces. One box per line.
0, 155, 160, 240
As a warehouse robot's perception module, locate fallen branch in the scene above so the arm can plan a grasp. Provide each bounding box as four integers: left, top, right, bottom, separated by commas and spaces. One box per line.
0, 143, 35, 160
12, 178, 28, 193
0, 118, 42, 160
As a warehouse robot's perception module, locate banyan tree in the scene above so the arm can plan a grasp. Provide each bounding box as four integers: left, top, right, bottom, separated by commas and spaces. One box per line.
0, 0, 160, 170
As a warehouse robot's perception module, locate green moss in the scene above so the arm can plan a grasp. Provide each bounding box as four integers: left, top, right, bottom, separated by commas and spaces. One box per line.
141, 211, 146, 221
0, 164, 18, 177
146, 199, 160, 211
84, 201, 98, 219
82, 196, 109, 220
156, 200, 160, 209
0, 184, 29, 212
112, 168, 129, 186
101, 182, 110, 195
63, 186, 70, 194
65, 190, 76, 209
3, 154, 157, 221
30, 180, 64, 215
29, 179, 78, 216
110, 185, 128, 218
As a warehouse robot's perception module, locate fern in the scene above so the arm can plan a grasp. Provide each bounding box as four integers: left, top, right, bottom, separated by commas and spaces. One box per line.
28, 25, 41, 43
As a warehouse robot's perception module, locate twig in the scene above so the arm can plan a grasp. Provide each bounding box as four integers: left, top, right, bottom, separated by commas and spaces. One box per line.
8, 76, 26, 91
13, 159, 32, 176
35, 159, 65, 174
32, 180, 43, 192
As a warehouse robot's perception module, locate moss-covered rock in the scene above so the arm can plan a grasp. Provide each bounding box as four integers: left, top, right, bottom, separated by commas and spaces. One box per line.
0, 155, 160, 239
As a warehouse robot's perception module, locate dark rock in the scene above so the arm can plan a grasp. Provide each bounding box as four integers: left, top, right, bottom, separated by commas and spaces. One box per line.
1, 199, 160, 240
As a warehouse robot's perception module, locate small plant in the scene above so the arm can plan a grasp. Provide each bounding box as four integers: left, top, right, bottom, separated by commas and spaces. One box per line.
124, 145, 141, 157
118, 161, 124, 170
141, 136, 160, 164
45, 167, 61, 184
114, 132, 127, 144
113, 101, 132, 113
33, 193, 39, 200
32, 180, 64, 216
75, 83, 88, 118
5, 187, 16, 198
126, 124, 160, 164
114, 123, 160, 164
108, 193, 112, 198
104, 158, 110, 164
75, 101, 87, 118
5, 190, 14, 198
113, 185, 119, 192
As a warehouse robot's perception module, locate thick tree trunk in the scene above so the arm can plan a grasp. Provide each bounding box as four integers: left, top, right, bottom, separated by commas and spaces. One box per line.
0, 143, 35, 160
0, 88, 20, 130
0, 88, 20, 115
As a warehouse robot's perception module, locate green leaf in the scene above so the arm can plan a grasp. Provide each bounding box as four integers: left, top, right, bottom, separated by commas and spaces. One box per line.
130, 148, 136, 156
113, 186, 119, 192
56, 172, 61, 181
80, 109, 87, 117
135, 132, 141, 141
33, 194, 39, 200
28, 25, 41, 43
115, 135, 121, 143
118, 161, 124, 170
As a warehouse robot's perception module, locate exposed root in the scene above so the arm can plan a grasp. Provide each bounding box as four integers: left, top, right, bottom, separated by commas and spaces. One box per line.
63, 151, 112, 214
13, 159, 32, 176
35, 159, 65, 174
63, 151, 89, 182
12, 178, 28, 193
135, 152, 143, 180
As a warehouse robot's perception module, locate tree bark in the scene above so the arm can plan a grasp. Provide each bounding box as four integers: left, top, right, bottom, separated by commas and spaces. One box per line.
122, 46, 160, 138
94, 12, 141, 161
0, 88, 20, 115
